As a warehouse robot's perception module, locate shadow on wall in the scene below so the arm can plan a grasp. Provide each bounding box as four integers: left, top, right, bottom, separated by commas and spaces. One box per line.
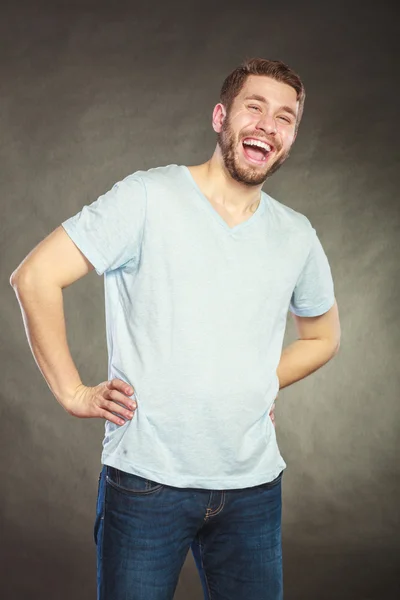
282, 540, 400, 600
2, 520, 399, 599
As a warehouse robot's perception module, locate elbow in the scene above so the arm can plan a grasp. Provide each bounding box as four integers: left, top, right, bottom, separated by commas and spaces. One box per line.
10, 266, 33, 290
10, 269, 21, 289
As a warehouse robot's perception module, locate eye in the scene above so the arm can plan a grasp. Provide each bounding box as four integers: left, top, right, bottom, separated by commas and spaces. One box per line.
278, 115, 292, 123
249, 105, 261, 112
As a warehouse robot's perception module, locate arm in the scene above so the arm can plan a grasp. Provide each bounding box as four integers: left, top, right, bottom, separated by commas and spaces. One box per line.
276, 300, 341, 390
10, 226, 135, 424
10, 226, 93, 405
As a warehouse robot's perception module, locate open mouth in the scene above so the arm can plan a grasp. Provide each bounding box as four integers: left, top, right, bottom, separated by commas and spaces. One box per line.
241, 138, 274, 165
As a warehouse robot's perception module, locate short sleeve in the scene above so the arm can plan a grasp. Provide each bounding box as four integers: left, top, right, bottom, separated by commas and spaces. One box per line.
61, 174, 146, 276
289, 228, 335, 317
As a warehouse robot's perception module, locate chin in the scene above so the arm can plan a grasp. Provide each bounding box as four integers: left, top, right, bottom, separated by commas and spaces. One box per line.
228, 157, 275, 186
229, 168, 268, 186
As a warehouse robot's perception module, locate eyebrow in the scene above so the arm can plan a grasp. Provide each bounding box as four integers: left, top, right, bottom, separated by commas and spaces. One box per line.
244, 94, 298, 119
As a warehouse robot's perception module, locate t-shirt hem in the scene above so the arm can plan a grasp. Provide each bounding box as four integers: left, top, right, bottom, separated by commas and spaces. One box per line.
61, 221, 107, 276
290, 297, 335, 317
101, 452, 287, 490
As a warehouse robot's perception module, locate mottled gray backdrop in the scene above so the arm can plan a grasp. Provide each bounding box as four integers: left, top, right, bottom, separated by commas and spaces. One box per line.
2, 0, 399, 598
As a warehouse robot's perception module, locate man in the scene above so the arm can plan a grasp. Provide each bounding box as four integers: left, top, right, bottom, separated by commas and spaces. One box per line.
10, 58, 341, 600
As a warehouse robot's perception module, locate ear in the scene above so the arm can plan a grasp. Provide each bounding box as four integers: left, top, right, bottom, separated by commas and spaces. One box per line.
212, 103, 226, 133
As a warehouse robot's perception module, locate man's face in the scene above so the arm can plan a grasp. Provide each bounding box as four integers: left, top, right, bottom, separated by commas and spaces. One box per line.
216, 75, 299, 185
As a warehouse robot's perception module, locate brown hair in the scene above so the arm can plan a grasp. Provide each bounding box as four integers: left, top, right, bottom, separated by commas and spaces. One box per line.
220, 58, 306, 134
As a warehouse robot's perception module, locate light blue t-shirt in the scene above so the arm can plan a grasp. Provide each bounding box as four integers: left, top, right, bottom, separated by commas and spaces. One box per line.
62, 164, 335, 489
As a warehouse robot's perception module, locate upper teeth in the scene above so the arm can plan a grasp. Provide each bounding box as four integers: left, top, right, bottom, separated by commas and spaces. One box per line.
244, 139, 271, 152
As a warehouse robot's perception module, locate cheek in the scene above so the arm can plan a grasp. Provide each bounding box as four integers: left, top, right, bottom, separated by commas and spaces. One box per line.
233, 113, 256, 131
276, 131, 294, 153
281, 128, 295, 144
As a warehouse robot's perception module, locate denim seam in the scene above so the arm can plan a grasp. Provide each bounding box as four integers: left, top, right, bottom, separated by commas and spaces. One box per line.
199, 536, 213, 600
108, 466, 164, 495
101, 469, 106, 520
98, 470, 107, 599
106, 475, 163, 496
205, 492, 226, 519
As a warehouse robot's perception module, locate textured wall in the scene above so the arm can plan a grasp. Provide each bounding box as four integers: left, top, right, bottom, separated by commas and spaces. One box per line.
2, 0, 399, 598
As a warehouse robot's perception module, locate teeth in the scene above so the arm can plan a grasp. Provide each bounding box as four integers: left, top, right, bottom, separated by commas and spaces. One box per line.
243, 139, 271, 152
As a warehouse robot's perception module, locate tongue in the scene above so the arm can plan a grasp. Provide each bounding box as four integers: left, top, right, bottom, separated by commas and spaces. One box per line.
243, 144, 265, 161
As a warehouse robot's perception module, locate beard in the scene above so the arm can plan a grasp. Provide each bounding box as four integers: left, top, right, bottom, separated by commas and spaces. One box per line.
217, 115, 292, 186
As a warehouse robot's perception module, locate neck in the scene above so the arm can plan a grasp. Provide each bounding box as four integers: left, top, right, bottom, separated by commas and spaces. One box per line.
192, 147, 264, 215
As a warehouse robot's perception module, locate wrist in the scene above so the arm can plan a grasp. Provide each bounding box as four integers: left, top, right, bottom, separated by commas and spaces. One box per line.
56, 381, 85, 414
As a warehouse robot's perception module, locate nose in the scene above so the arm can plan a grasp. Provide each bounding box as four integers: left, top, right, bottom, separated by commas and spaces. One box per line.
256, 114, 277, 135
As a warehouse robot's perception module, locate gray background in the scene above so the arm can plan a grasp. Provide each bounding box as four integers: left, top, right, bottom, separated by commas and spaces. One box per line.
2, 0, 399, 598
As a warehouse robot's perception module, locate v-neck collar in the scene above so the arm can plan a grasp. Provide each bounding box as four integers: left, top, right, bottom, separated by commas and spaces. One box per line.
181, 165, 266, 235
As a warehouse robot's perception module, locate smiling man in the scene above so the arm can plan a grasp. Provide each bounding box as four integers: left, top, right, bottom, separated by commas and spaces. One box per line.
217, 80, 298, 183
11, 58, 340, 600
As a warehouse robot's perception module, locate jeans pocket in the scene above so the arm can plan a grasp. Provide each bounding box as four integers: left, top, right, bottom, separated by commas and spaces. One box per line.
106, 466, 164, 496
257, 470, 283, 491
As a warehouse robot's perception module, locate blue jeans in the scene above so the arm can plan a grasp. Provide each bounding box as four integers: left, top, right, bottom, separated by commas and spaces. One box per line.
95, 465, 283, 600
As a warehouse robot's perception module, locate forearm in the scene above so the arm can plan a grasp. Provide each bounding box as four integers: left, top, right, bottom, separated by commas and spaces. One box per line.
11, 272, 83, 410
276, 338, 339, 390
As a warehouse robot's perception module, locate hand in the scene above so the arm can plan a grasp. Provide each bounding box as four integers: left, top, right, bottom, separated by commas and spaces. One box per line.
65, 378, 137, 426
269, 402, 276, 428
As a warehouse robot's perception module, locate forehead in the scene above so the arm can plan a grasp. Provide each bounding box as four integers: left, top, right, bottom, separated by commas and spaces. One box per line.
237, 74, 298, 108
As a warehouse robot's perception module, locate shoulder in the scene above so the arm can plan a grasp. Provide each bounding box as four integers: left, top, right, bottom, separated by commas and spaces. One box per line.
130, 164, 182, 187
263, 190, 313, 237
108, 165, 182, 202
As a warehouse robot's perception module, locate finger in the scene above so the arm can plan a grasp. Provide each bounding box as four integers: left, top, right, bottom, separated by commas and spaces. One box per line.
107, 379, 135, 397
98, 408, 128, 427
105, 388, 137, 410
100, 399, 135, 421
